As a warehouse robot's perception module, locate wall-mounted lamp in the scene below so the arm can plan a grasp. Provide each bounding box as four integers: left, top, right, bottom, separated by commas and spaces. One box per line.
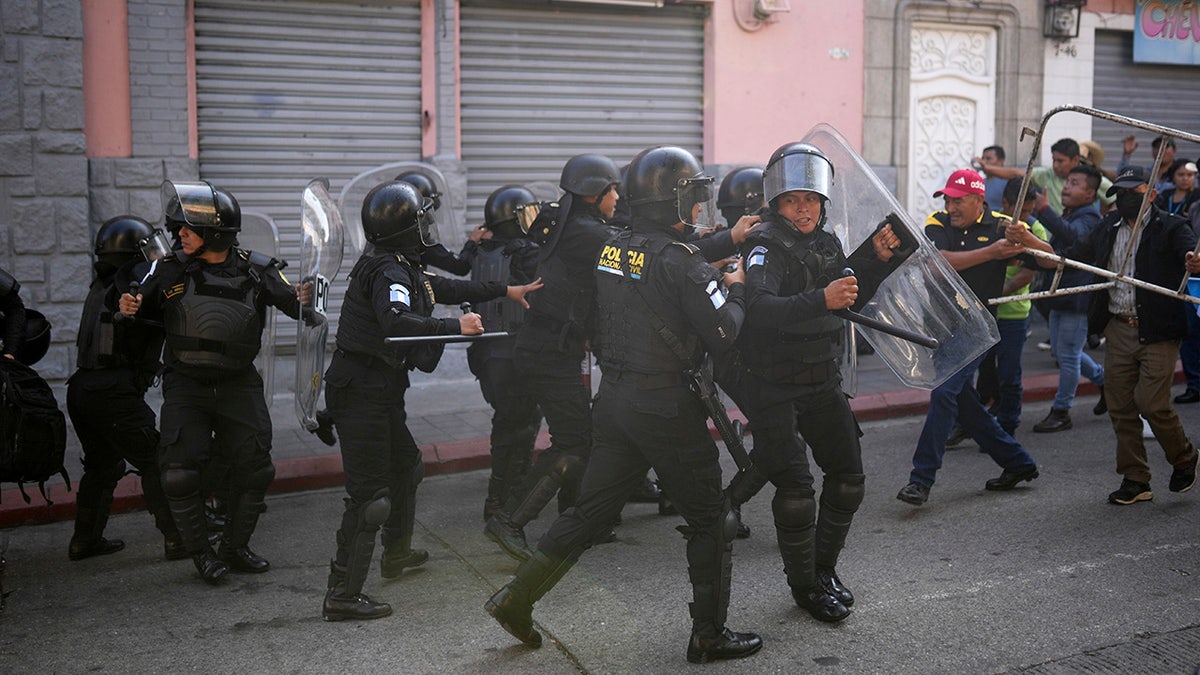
734, 0, 791, 32
1043, 0, 1085, 40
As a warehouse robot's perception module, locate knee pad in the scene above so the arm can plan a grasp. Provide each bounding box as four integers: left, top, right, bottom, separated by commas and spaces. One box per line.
359, 489, 392, 529
821, 474, 866, 513
243, 462, 277, 492
772, 486, 816, 529
161, 467, 203, 498
718, 498, 738, 544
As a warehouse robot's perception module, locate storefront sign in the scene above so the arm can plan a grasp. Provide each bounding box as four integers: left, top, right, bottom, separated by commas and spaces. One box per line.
1133, 0, 1200, 65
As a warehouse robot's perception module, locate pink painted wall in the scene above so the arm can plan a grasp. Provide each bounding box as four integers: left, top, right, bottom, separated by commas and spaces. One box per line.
82, 0, 132, 158
707, 1, 865, 166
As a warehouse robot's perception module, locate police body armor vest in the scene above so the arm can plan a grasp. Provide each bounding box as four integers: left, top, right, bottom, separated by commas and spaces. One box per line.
164, 264, 263, 372
471, 240, 526, 333
593, 230, 701, 375
77, 274, 164, 376
337, 253, 441, 371
741, 220, 845, 380
526, 213, 606, 339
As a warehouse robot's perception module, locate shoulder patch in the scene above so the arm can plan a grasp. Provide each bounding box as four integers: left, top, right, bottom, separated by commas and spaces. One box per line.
746, 245, 768, 269
705, 278, 727, 310
389, 283, 411, 307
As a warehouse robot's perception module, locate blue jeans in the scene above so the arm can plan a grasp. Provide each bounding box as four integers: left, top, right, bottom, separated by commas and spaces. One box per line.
992, 317, 1028, 432
1048, 310, 1104, 411
1178, 304, 1200, 392
910, 352, 1037, 488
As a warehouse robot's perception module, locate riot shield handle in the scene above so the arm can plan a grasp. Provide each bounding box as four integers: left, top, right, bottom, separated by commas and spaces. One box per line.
836, 268, 940, 349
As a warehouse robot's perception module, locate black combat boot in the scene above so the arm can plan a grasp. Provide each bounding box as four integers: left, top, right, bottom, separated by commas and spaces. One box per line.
68, 506, 125, 561
68, 480, 125, 561
485, 549, 578, 647
380, 470, 428, 578
323, 561, 391, 622
485, 472, 562, 561
774, 487, 850, 623
683, 503, 762, 664
813, 474, 864, 608
218, 491, 270, 573
192, 545, 229, 584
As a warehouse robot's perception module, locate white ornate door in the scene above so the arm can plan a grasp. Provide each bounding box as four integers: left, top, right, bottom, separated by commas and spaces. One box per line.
908, 24, 996, 222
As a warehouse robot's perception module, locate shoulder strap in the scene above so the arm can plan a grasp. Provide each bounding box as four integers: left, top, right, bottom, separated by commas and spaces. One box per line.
618, 234, 699, 368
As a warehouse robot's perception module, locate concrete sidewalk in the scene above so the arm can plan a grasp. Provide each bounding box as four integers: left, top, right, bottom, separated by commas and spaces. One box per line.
1, 323, 1168, 529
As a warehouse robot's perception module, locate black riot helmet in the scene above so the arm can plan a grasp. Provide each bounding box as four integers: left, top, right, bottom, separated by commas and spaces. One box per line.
161, 180, 242, 253
361, 180, 436, 253
394, 171, 442, 211
717, 167, 765, 227
764, 142, 834, 204
484, 184, 536, 240
560, 154, 621, 198
624, 146, 718, 230
95, 215, 157, 269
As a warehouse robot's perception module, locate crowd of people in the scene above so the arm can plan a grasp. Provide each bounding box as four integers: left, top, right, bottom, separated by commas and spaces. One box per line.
2, 130, 1199, 666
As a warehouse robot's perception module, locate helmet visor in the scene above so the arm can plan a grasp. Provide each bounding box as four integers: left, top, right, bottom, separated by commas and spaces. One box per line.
678, 175, 718, 230
161, 180, 221, 230
764, 150, 834, 205
138, 228, 174, 262
417, 207, 439, 248
515, 201, 555, 234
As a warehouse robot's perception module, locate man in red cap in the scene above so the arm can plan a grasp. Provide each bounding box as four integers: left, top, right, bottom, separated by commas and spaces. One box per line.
897, 169, 1041, 506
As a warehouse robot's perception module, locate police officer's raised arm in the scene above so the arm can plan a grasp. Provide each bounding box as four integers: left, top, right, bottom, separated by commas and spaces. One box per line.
678, 254, 746, 358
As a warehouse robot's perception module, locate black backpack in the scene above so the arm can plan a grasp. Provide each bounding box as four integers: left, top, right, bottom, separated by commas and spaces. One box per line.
0, 359, 69, 504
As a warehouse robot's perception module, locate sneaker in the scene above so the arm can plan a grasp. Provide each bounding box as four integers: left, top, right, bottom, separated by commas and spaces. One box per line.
1108, 478, 1153, 505
1037, 341, 1052, 351
896, 482, 930, 506
1169, 450, 1198, 493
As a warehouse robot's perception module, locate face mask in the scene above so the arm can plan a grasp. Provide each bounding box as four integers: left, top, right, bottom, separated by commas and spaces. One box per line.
1115, 191, 1146, 222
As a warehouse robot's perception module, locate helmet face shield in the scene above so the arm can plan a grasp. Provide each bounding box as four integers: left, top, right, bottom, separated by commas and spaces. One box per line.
138, 228, 174, 262
416, 208, 438, 248
161, 180, 222, 230
764, 148, 834, 205
678, 175, 718, 230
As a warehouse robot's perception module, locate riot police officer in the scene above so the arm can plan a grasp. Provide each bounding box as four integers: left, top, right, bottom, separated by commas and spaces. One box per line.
67, 217, 182, 561
321, 180, 541, 622
483, 153, 622, 560
465, 185, 542, 521
119, 181, 317, 585
718, 167, 766, 231
731, 143, 900, 623
485, 145, 761, 664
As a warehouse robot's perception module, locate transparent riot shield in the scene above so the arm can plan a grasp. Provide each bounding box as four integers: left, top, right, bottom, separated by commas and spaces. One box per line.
800, 123, 1000, 390
338, 161, 465, 260
295, 178, 344, 431
238, 210, 280, 396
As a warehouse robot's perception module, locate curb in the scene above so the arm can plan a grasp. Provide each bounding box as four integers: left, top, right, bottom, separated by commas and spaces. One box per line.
0, 370, 1166, 530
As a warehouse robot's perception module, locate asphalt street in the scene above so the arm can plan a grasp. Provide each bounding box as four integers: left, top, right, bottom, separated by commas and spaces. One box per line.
2, 393, 1198, 674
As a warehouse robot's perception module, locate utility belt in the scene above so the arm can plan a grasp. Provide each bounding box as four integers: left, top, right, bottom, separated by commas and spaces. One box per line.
166, 335, 259, 363
604, 368, 688, 390
335, 347, 404, 372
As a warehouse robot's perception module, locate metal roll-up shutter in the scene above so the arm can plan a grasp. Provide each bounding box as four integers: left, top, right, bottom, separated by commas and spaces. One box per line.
1091, 30, 1200, 168
194, 0, 422, 352
460, 0, 706, 218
